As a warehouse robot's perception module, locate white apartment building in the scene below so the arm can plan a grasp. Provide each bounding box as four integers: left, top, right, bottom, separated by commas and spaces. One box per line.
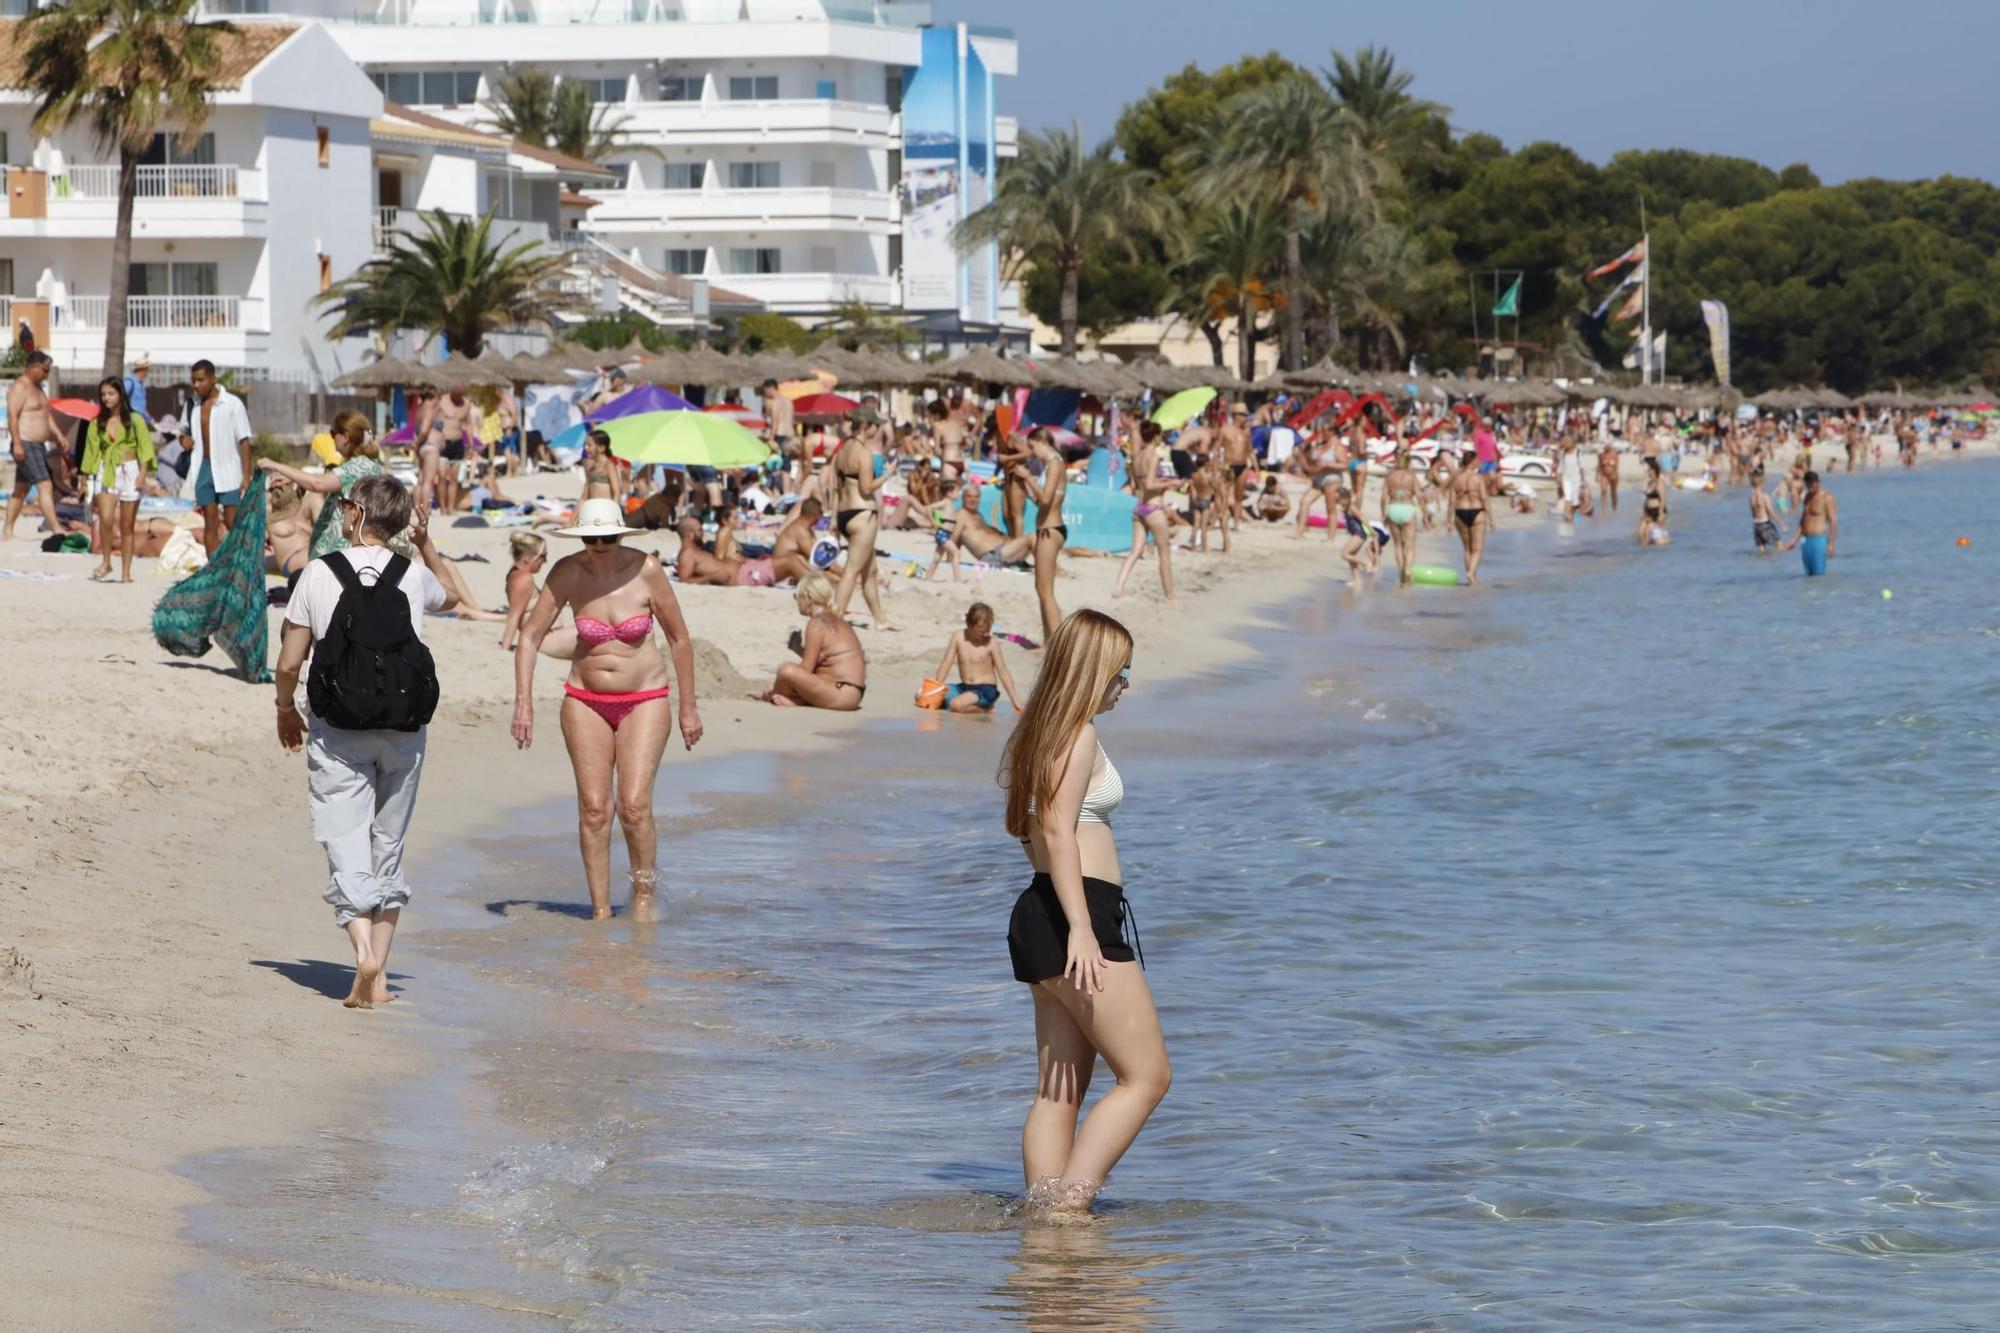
286, 0, 1020, 324
0, 22, 381, 379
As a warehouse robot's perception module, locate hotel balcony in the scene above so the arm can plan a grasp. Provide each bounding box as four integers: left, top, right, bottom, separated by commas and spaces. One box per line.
38, 294, 272, 371
1, 164, 270, 239
372, 205, 555, 254
583, 185, 897, 235
619, 99, 898, 148
708, 271, 896, 312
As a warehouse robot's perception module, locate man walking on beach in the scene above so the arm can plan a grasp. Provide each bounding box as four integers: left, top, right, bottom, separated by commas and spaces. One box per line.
1781, 471, 1837, 576
273, 474, 462, 1008
4, 351, 64, 541
762, 378, 796, 481
187, 358, 253, 554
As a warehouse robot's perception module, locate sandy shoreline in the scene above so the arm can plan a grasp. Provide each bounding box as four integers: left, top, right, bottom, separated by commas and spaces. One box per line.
0, 463, 1343, 1329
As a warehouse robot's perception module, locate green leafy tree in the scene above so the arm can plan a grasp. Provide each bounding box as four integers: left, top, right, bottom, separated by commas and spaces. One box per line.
1170, 199, 1285, 378
484, 69, 650, 163
1324, 45, 1448, 185
316, 209, 574, 358
736, 312, 815, 354
18, 0, 234, 377
1021, 252, 1173, 346
1186, 75, 1371, 370
955, 125, 1170, 355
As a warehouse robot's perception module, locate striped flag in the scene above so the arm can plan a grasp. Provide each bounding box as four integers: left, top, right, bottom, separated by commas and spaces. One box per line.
1615, 283, 1644, 323
1591, 261, 1646, 318
1588, 238, 1646, 282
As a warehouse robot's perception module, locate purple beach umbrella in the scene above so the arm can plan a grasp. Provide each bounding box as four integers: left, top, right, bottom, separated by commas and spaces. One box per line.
587, 383, 696, 423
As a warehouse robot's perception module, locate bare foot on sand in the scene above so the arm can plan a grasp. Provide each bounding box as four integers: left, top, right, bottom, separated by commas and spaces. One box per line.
345, 955, 381, 1009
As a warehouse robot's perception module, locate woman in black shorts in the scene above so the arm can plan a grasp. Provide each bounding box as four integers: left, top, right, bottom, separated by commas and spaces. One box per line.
1001, 609, 1168, 1216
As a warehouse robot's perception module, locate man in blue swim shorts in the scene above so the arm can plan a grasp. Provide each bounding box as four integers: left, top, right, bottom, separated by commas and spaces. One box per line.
1781, 470, 1837, 576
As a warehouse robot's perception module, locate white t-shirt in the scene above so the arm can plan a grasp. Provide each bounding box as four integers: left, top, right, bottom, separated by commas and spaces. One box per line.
285, 545, 445, 642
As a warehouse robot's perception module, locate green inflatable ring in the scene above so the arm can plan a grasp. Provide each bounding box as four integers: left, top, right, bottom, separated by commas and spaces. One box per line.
1408, 564, 1462, 587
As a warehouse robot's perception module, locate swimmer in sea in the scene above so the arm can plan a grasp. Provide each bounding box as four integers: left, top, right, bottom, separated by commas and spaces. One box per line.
1780, 470, 1836, 575
1748, 468, 1780, 556
1637, 457, 1670, 546
1382, 446, 1420, 586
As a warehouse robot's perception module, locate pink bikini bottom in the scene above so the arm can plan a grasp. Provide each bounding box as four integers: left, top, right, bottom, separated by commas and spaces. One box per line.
564, 682, 671, 731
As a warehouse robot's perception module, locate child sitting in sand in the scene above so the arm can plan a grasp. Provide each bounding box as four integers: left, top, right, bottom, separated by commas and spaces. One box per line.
927, 601, 1023, 714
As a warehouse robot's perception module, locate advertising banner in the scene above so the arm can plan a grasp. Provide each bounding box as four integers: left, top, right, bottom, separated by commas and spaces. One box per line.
1700, 299, 1731, 385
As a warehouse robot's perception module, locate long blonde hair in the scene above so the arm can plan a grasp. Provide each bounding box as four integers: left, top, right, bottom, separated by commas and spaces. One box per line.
1001, 609, 1132, 839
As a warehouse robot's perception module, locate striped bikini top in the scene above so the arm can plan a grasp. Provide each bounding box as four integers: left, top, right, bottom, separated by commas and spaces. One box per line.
1030, 742, 1124, 825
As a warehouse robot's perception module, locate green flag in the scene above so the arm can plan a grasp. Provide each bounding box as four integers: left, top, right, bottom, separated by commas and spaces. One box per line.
1492, 277, 1521, 318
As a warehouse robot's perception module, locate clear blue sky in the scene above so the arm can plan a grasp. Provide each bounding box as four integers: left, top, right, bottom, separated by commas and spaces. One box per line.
934, 0, 1996, 184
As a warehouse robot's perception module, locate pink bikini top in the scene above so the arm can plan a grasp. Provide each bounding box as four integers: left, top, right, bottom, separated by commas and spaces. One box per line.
575, 614, 652, 646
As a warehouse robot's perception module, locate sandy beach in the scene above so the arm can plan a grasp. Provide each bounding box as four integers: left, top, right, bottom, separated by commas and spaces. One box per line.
0, 461, 1348, 1329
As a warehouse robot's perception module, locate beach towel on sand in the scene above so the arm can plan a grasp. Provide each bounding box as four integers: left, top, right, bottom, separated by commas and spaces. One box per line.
152, 471, 271, 682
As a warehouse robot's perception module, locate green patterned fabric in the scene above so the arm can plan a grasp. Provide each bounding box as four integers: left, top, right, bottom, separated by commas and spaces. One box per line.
151, 471, 271, 682
308, 455, 384, 560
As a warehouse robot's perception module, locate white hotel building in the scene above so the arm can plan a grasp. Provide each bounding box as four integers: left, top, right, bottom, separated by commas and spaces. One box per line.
309, 0, 1019, 321
0, 0, 1019, 381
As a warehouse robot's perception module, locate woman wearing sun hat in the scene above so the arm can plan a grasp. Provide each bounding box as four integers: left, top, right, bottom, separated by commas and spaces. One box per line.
511, 497, 704, 921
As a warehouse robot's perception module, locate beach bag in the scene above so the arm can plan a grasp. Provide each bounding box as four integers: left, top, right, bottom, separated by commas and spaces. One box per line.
307, 552, 439, 732
915, 677, 948, 710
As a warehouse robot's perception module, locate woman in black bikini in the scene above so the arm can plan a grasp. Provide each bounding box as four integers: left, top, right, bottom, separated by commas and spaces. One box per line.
1017, 427, 1069, 640
829, 409, 899, 631
511, 498, 704, 921
1638, 456, 1669, 546
1002, 609, 1166, 1216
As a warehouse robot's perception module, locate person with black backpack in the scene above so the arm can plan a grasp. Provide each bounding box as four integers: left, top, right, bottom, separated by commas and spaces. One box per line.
272, 474, 462, 1010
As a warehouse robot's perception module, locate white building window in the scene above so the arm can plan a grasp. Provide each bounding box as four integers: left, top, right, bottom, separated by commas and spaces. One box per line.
727, 75, 778, 101
728, 161, 780, 190
657, 74, 700, 102
729, 248, 781, 275
661, 162, 704, 190
373, 70, 480, 106
0, 131, 9, 165
815, 79, 837, 100
129, 261, 219, 297
663, 248, 704, 275
574, 76, 626, 105
144, 132, 215, 166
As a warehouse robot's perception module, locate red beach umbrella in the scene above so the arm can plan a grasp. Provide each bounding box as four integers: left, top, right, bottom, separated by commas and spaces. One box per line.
49, 397, 100, 420
703, 403, 767, 430
791, 392, 860, 419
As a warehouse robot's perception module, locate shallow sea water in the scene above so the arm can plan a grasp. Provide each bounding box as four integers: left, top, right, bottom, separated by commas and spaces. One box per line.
184, 460, 2000, 1330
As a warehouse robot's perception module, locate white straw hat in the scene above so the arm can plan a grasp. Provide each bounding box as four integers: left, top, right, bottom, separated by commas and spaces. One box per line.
554, 497, 641, 538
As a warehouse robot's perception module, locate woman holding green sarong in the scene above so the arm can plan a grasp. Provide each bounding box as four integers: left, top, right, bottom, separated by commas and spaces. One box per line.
259, 409, 497, 618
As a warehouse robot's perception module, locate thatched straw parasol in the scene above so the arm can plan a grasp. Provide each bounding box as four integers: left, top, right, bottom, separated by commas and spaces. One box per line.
429, 349, 511, 388
331, 354, 421, 390
940, 344, 1031, 385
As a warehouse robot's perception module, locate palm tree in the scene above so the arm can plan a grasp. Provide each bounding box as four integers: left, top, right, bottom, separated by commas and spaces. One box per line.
1323, 45, 1447, 175
315, 210, 574, 358
953, 125, 1170, 356
1299, 213, 1427, 369
18, 0, 235, 378
1185, 76, 1370, 371
484, 69, 650, 164
1172, 200, 1285, 380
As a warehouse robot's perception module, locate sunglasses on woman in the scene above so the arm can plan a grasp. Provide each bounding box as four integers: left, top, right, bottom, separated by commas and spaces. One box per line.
579, 534, 620, 546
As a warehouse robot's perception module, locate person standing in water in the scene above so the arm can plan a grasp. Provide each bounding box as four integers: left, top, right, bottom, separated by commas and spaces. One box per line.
1781, 470, 1837, 576
1447, 449, 1490, 585
1381, 446, 1420, 586
1002, 610, 1167, 1217
1638, 457, 1670, 547
1596, 440, 1620, 515
1749, 468, 1781, 556
511, 499, 704, 921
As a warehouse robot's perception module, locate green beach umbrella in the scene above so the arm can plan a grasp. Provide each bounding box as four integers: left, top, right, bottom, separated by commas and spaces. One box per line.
1150, 385, 1217, 429
601, 410, 773, 468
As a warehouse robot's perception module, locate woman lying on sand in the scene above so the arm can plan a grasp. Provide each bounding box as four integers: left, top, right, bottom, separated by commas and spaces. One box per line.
511, 499, 703, 921
753, 572, 866, 710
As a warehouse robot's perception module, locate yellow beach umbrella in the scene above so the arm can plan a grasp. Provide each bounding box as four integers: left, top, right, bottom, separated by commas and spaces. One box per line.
1151, 386, 1217, 429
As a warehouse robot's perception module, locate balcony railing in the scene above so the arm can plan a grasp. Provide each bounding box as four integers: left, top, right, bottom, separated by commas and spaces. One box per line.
63, 296, 249, 330
59, 164, 253, 200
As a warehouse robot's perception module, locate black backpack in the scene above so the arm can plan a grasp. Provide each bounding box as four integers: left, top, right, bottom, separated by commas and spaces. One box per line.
306, 551, 440, 732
